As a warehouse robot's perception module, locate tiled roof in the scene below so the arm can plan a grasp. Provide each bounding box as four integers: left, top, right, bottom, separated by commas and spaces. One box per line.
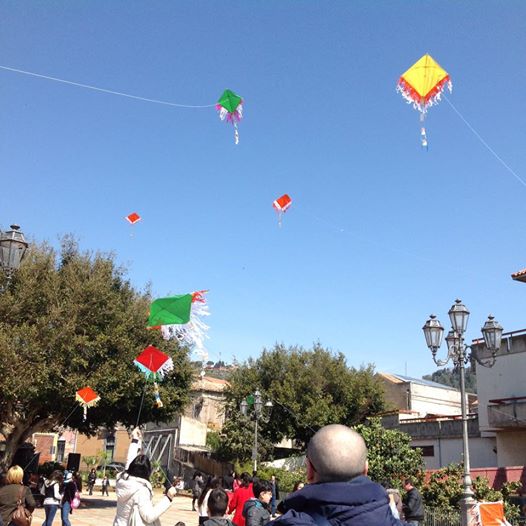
511, 268, 526, 282
191, 375, 230, 393
378, 372, 459, 391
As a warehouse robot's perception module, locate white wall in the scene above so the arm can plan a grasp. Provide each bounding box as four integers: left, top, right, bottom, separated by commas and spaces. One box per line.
410, 383, 463, 417
496, 430, 526, 466
412, 436, 496, 470
477, 352, 526, 432
178, 416, 207, 446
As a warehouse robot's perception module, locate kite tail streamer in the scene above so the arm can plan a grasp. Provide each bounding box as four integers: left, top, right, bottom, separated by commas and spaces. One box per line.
234, 122, 239, 145
153, 382, 163, 408
419, 113, 428, 149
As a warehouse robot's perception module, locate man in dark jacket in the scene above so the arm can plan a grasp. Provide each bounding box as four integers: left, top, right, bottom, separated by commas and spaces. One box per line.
269, 424, 403, 526
402, 479, 425, 526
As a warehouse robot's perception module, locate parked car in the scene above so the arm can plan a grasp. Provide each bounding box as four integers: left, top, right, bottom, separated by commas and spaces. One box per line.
96, 462, 125, 476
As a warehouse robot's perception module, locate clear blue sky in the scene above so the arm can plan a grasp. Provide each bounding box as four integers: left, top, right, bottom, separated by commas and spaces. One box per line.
2, 1, 526, 379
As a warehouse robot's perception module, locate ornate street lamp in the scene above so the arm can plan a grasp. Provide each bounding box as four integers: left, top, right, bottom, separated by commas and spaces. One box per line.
0, 224, 29, 285
422, 301, 503, 526
239, 391, 272, 472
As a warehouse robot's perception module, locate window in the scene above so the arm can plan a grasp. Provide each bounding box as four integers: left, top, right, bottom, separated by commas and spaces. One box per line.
412, 445, 434, 457
56, 440, 66, 463
105, 434, 115, 462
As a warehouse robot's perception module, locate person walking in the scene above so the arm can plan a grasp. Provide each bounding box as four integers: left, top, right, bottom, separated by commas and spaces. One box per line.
270, 424, 404, 526
270, 476, 279, 518
87, 469, 96, 496
402, 479, 424, 526
42, 470, 63, 526
198, 477, 224, 525
0, 465, 36, 526
61, 471, 77, 526
113, 427, 178, 526
101, 476, 110, 496
192, 472, 204, 512
227, 472, 253, 526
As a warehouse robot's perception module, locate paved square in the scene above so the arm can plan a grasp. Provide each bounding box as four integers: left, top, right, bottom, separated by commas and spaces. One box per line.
32, 492, 199, 526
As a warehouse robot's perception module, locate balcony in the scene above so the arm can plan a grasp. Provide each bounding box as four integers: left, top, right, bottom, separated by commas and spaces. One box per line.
487, 397, 526, 428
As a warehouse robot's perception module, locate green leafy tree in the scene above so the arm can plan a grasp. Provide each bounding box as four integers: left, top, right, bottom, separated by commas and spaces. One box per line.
0, 238, 194, 468
218, 343, 385, 461
422, 463, 521, 522
423, 367, 477, 393
150, 459, 166, 488
82, 455, 98, 471
214, 412, 274, 463
354, 418, 424, 488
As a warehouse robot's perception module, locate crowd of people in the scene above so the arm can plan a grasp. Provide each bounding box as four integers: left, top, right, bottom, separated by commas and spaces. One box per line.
0, 465, 82, 526
0, 423, 425, 526
111, 424, 424, 526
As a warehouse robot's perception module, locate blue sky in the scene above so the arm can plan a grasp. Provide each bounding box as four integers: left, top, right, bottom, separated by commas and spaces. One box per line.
1, 1, 526, 379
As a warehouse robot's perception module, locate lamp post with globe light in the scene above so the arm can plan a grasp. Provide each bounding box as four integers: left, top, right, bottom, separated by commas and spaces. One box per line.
422, 300, 503, 526
0, 224, 29, 290
240, 390, 273, 472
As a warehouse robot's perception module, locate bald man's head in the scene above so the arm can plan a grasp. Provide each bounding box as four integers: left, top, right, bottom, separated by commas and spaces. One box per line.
306, 425, 367, 483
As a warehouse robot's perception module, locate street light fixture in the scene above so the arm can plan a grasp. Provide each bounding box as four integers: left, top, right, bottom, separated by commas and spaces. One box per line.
0, 224, 29, 285
239, 390, 273, 473
422, 300, 503, 526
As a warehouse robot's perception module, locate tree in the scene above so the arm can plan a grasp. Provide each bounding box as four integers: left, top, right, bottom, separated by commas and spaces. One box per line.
218, 343, 385, 460
214, 412, 274, 463
82, 455, 98, 471
354, 418, 424, 488
422, 463, 521, 522
423, 367, 477, 393
0, 238, 194, 468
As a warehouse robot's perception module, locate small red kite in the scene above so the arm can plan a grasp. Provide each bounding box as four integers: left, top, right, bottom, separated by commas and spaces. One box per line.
272, 194, 292, 226
134, 346, 174, 408
75, 386, 100, 421
125, 212, 141, 225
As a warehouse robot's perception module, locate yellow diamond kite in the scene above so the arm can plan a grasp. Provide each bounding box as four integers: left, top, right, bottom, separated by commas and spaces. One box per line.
397, 54, 452, 147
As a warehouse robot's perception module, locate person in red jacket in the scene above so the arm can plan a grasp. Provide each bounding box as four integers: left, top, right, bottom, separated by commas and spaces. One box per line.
227, 473, 253, 526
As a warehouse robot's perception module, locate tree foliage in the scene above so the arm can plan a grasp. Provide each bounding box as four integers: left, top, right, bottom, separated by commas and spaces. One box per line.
423, 367, 477, 393
422, 463, 521, 521
217, 343, 385, 461
0, 238, 194, 468
354, 418, 424, 488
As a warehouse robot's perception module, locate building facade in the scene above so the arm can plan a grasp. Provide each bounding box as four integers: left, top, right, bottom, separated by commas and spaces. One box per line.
473, 328, 526, 466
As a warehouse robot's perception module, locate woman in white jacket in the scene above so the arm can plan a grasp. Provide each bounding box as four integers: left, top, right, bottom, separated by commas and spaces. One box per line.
113, 428, 177, 526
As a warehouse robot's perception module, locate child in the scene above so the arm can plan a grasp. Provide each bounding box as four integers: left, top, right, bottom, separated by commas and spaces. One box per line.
101, 475, 110, 496
203, 488, 235, 526
242, 480, 272, 526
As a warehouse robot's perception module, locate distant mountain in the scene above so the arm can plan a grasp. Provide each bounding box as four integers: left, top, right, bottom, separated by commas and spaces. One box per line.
422, 366, 477, 393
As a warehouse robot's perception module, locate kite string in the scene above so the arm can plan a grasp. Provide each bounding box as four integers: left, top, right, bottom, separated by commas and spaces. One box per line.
444, 95, 526, 188
0, 65, 216, 109
136, 384, 146, 428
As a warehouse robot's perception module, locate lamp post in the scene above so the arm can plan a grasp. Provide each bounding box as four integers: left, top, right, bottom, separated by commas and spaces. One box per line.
0, 224, 29, 287
422, 300, 503, 526
240, 390, 273, 472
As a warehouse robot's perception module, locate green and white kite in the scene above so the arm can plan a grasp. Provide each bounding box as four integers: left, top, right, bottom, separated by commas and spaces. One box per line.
216, 89, 243, 145
148, 291, 210, 360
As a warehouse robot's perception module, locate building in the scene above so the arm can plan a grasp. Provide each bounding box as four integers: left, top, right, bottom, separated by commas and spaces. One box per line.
185, 375, 229, 430
473, 328, 526, 466
378, 372, 496, 469
378, 372, 468, 418
381, 412, 496, 470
